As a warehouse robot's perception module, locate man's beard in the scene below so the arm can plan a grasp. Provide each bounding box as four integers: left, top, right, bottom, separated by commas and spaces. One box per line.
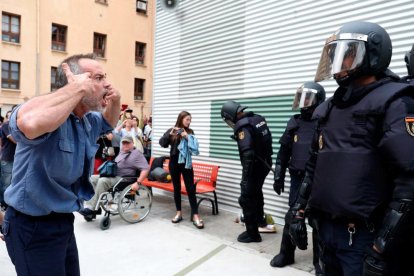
82, 93, 104, 112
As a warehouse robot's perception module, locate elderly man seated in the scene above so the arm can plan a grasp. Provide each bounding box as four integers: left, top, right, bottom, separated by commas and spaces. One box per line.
81, 135, 149, 219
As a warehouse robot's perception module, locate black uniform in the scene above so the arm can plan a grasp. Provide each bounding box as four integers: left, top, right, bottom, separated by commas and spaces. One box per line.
305, 79, 414, 275
278, 115, 316, 206
271, 114, 321, 273
233, 111, 273, 238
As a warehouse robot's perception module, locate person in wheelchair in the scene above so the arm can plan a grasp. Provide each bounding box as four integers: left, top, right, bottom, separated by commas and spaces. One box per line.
81, 135, 149, 219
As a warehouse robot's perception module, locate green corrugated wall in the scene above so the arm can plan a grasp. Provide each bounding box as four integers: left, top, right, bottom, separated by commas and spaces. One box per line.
210, 96, 296, 160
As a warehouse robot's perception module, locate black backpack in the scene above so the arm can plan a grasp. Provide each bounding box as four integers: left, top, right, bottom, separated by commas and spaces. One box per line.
147, 156, 169, 181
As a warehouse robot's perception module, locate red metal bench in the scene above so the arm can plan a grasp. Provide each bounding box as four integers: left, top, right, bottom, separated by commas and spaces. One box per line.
142, 157, 220, 215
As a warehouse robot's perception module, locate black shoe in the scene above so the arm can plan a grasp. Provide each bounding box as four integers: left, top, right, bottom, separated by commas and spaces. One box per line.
79, 208, 101, 221
270, 253, 294, 267
314, 264, 323, 276
237, 231, 262, 243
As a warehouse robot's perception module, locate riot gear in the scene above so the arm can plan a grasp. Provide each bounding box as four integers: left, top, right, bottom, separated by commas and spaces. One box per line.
271, 82, 324, 274
294, 21, 414, 275
221, 101, 272, 243
315, 21, 392, 86
292, 81, 326, 110
405, 43, 414, 76
220, 100, 248, 129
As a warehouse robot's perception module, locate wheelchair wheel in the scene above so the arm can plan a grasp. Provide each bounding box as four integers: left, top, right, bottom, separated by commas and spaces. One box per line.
100, 216, 111, 230
118, 184, 152, 224
100, 192, 120, 215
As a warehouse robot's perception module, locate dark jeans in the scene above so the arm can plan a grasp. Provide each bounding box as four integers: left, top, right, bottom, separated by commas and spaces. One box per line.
3, 207, 80, 276
169, 155, 198, 216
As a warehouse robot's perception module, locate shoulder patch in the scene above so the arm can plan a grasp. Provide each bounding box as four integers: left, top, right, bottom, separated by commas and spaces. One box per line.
238, 131, 245, 140
405, 117, 414, 137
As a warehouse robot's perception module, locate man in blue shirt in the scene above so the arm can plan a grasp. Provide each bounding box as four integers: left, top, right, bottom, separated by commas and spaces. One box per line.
1, 53, 120, 276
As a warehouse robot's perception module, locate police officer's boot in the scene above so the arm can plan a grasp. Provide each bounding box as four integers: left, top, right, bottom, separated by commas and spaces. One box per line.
270, 226, 295, 267
312, 230, 323, 276
237, 224, 262, 243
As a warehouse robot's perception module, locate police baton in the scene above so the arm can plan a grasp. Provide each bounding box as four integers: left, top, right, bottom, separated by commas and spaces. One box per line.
256, 155, 275, 174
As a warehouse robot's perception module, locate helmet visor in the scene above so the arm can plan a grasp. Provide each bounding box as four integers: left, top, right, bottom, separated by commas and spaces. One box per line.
315, 40, 366, 82
223, 118, 235, 129
292, 87, 318, 110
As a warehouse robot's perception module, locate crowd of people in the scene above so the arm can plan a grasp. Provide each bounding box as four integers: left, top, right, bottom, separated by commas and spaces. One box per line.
0, 21, 413, 276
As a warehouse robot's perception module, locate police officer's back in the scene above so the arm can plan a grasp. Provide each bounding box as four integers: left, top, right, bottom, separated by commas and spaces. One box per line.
289, 22, 414, 276
221, 101, 273, 243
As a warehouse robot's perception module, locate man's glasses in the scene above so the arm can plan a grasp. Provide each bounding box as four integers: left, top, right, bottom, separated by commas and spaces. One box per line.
91, 73, 107, 83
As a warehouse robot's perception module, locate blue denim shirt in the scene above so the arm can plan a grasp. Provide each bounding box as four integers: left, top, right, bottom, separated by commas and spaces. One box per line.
4, 105, 112, 216
178, 134, 199, 169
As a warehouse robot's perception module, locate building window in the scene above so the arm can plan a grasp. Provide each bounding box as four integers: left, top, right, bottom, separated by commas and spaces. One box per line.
51, 67, 58, 91
51, 23, 67, 51
93, 33, 106, 58
2, 12, 20, 43
1, 60, 20, 89
136, 0, 147, 14
95, 0, 108, 4
135, 42, 146, 65
134, 78, 145, 100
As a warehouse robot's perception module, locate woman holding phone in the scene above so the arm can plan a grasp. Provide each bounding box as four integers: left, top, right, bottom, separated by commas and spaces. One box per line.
159, 111, 204, 229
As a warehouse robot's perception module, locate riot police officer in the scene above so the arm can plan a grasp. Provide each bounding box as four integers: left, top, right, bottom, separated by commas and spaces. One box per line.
289, 22, 414, 275
270, 82, 325, 276
403, 43, 414, 80
221, 101, 273, 243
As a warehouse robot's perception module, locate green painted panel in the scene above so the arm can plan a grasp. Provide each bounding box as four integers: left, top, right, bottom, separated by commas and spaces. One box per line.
210, 96, 296, 160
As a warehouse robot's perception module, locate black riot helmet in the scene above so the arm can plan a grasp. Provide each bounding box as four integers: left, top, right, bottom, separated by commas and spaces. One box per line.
405, 43, 414, 76
221, 100, 248, 129
315, 21, 392, 86
292, 81, 326, 110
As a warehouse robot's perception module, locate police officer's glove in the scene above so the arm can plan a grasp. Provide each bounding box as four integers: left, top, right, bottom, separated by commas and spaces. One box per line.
289, 210, 308, 250
273, 179, 284, 195
363, 246, 390, 276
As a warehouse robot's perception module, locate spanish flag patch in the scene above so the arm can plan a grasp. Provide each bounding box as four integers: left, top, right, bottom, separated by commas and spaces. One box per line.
405, 117, 414, 136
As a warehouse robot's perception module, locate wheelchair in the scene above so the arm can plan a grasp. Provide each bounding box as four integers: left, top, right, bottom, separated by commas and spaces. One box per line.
86, 176, 153, 230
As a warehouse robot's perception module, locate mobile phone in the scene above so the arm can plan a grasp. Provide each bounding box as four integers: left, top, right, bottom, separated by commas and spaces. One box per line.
176, 129, 183, 135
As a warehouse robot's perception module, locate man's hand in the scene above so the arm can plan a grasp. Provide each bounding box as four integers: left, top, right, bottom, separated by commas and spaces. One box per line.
363, 246, 390, 276
289, 210, 308, 250
61, 63, 93, 95
273, 179, 284, 195
273, 158, 285, 195
103, 86, 121, 105
131, 182, 140, 191
102, 85, 121, 127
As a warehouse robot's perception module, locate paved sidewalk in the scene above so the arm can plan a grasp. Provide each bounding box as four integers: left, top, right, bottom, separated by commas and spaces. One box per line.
0, 194, 315, 275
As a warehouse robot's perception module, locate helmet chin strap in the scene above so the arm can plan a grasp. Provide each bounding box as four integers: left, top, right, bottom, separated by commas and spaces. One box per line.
334, 67, 363, 87
300, 107, 315, 120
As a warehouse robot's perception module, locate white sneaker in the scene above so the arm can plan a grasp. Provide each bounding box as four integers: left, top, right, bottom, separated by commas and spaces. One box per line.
258, 224, 277, 233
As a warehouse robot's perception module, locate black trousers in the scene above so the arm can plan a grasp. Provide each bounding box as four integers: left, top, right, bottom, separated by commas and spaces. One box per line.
3, 206, 80, 276
288, 170, 303, 207
239, 159, 270, 228
169, 155, 198, 215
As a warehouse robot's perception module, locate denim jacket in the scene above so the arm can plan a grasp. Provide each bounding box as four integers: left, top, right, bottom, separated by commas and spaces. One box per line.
178, 134, 199, 169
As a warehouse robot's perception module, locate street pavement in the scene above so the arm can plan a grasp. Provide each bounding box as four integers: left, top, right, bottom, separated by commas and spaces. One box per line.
0, 193, 315, 276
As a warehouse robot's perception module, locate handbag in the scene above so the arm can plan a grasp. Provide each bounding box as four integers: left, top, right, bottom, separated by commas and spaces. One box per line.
97, 160, 117, 177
